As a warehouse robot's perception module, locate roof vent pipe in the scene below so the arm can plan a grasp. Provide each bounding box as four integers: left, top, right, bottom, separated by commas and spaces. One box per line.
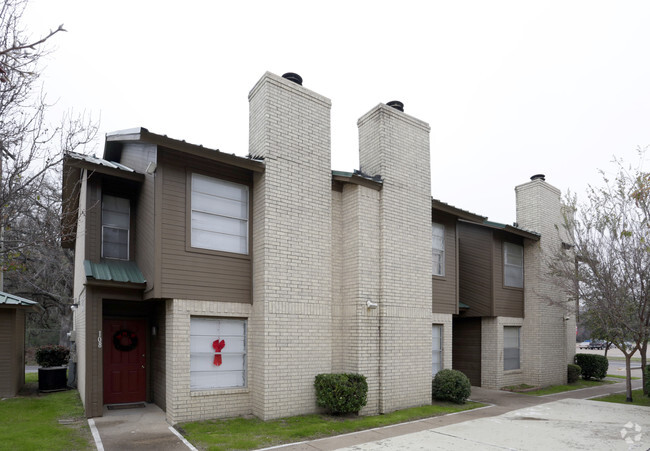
282, 72, 303, 85
387, 100, 404, 112
530, 174, 546, 181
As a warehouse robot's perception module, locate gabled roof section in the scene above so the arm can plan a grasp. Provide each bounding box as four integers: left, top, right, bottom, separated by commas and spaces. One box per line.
459, 218, 541, 241
64, 152, 145, 182
105, 127, 265, 173
0, 291, 43, 312
84, 260, 147, 287
332, 170, 383, 190
432, 199, 486, 223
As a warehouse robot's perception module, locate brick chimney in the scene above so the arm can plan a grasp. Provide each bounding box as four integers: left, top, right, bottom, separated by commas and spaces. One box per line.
248, 72, 333, 420
357, 102, 432, 413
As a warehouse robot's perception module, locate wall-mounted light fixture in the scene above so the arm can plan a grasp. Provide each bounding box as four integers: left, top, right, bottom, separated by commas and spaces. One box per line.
152, 326, 158, 336
70, 303, 79, 311
366, 300, 378, 309
146, 162, 157, 174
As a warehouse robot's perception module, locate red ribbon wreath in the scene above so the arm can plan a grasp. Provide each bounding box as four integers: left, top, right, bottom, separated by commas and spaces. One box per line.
212, 339, 225, 366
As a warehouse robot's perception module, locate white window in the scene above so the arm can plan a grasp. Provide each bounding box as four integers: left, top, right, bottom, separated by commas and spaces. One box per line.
190, 317, 247, 390
432, 324, 443, 376
432, 223, 445, 276
504, 242, 524, 288
191, 173, 249, 254
504, 326, 521, 370
102, 195, 130, 260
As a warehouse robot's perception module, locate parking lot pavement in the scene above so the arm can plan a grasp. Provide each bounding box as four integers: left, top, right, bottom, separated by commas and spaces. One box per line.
337, 399, 650, 451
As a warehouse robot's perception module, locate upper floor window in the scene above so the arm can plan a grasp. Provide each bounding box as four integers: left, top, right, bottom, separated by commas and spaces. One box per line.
102, 195, 130, 260
432, 223, 445, 276
504, 242, 524, 288
191, 173, 249, 254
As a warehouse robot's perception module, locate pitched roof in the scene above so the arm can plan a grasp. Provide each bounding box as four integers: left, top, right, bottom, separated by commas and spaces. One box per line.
0, 291, 43, 311
84, 260, 146, 286
432, 199, 487, 223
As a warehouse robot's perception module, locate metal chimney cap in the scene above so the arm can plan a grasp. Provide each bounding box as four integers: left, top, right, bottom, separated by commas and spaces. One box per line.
530, 174, 546, 181
387, 100, 404, 112
282, 72, 303, 86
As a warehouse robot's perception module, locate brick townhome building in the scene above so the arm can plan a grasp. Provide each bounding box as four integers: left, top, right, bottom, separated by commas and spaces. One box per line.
62, 71, 575, 423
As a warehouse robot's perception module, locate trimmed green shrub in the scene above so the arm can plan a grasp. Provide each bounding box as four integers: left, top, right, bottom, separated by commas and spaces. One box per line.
432, 369, 471, 404
35, 345, 70, 368
567, 363, 581, 383
644, 365, 650, 397
314, 373, 368, 415
574, 353, 608, 380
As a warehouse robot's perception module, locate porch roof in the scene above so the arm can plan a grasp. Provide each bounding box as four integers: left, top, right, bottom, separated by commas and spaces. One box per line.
84, 260, 146, 285
0, 291, 43, 312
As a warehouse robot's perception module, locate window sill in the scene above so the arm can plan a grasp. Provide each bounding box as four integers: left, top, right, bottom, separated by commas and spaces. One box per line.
432, 274, 446, 280
503, 369, 522, 374
190, 387, 249, 397
185, 245, 251, 260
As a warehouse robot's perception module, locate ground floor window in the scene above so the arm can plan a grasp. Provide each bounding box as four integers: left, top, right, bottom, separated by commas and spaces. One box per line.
504, 326, 520, 370
432, 324, 443, 376
190, 317, 247, 390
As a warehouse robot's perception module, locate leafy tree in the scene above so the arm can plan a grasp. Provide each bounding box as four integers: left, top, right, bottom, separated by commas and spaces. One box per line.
1, 0, 96, 344
550, 153, 650, 401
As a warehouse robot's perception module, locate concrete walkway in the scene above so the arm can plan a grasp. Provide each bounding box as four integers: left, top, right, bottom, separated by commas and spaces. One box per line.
90, 403, 195, 451
89, 374, 645, 451
271, 375, 646, 451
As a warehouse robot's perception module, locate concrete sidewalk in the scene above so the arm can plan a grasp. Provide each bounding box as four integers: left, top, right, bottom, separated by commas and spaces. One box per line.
90, 403, 195, 451
270, 376, 645, 451
89, 374, 645, 451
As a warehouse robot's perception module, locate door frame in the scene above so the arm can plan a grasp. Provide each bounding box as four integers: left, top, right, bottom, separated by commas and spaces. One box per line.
102, 316, 148, 405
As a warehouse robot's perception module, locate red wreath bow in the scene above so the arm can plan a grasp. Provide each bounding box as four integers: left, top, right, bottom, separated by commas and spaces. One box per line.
212, 339, 226, 366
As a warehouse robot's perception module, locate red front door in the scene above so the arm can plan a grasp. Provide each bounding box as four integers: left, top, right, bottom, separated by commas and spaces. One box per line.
103, 318, 147, 404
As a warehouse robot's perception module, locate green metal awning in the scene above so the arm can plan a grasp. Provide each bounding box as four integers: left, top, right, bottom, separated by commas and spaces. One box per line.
0, 291, 43, 311
459, 302, 470, 309
84, 260, 146, 284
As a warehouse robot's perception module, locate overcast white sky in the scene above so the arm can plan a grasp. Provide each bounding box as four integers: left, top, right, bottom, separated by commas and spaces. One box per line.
25, 1, 650, 223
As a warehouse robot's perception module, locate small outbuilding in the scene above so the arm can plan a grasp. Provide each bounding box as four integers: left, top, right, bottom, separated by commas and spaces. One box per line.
0, 291, 42, 398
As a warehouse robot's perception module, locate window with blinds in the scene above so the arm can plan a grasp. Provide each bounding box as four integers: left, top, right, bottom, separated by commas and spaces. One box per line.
191, 173, 249, 254
432, 223, 445, 276
102, 195, 130, 260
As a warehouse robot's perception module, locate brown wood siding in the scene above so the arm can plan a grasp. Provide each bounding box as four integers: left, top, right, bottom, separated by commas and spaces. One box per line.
121, 143, 156, 294
458, 222, 493, 317
452, 317, 481, 386
120, 143, 156, 173
432, 212, 457, 314
152, 302, 166, 410
493, 232, 524, 318
85, 286, 148, 416
84, 176, 102, 262
0, 310, 18, 397
158, 150, 253, 303
84, 287, 103, 417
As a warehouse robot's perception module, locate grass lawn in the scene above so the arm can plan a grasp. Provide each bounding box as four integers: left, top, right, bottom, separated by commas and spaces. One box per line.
503, 379, 616, 396
0, 372, 93, 450
606, 356, 642, 362
591, 389, 650, 407
179, 401, 484, 451
607, 374, 640, 380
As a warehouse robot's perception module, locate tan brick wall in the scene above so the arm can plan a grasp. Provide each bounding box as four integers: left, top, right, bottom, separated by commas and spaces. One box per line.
165, 299, 252, 424
248, 72, 333, 420
481, 316, 524, 389
73, 169, 88, 409
332, 184, 382, 415
358, 104, 433, 412
516, 179, 575, 388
